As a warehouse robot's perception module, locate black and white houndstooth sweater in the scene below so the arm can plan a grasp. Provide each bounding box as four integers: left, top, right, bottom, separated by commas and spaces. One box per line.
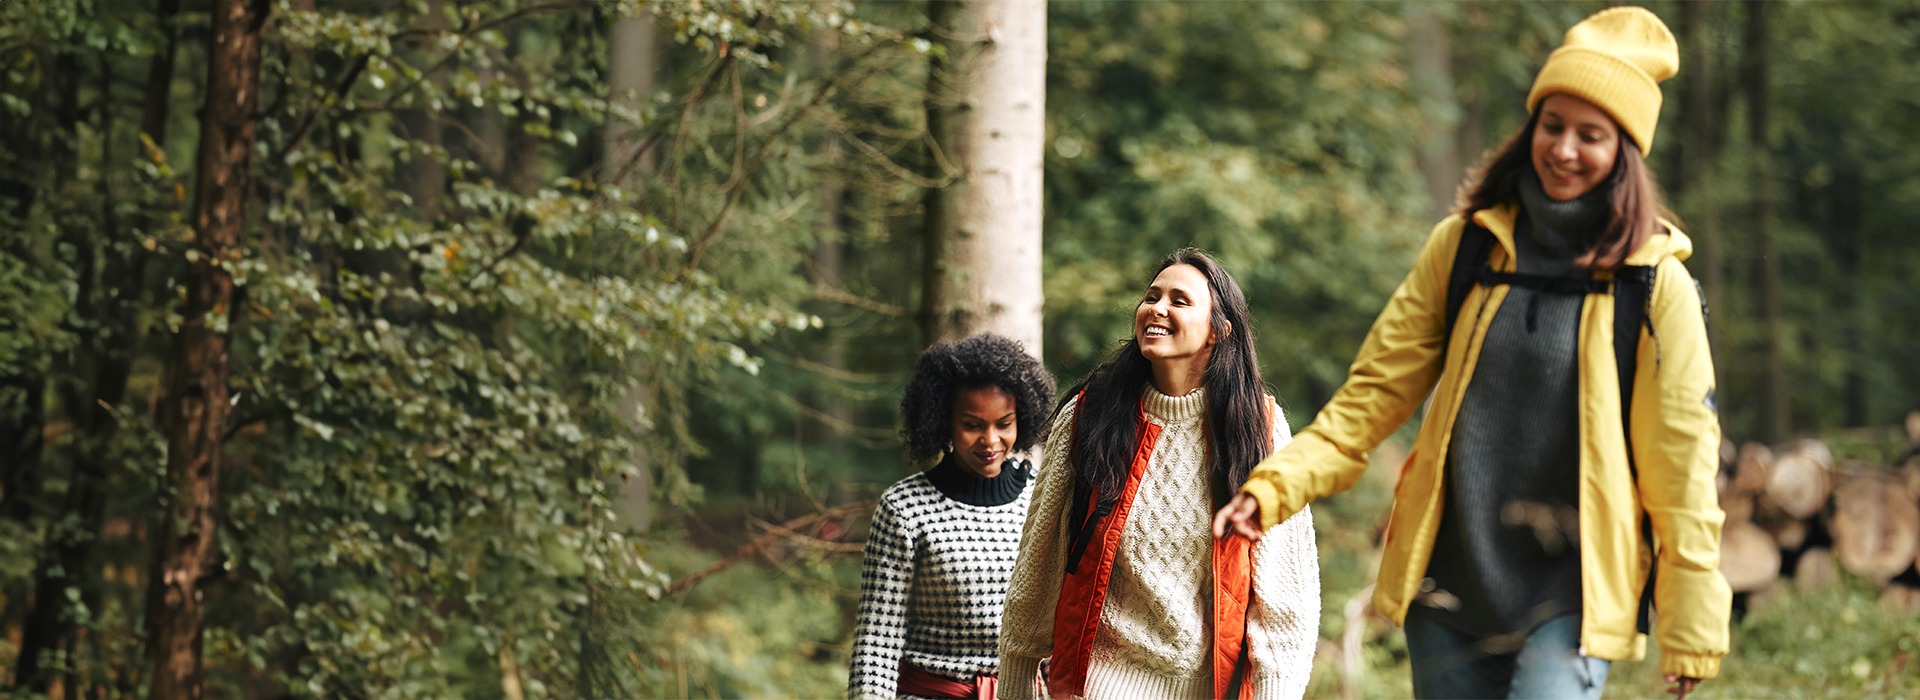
847, 456, 1034, 700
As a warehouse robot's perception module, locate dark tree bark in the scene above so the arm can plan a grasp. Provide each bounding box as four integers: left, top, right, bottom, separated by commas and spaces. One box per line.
19, 0, 183, 682
1675, 0, 1726, 352
1829, 168, 1867, 426
1741, 1, 1789, 441
8, 48, 84, 692
917, 0, 963, 347
146, 0, 269, 695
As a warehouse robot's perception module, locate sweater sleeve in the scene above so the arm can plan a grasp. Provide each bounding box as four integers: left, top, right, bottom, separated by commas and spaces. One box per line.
997, 400, 1078, 700
1240, 215, 1463, 531
849, 488, 916, 700
1248, 503, 1320, 700
1248, 402, 1321, 700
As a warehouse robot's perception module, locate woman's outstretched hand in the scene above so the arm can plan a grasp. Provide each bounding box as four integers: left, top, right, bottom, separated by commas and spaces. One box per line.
1211, 492, 1264, 541
1665, 674, 1701, 699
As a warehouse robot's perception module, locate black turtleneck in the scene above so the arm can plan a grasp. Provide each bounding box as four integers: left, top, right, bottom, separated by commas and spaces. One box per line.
925, 454, 1032, 507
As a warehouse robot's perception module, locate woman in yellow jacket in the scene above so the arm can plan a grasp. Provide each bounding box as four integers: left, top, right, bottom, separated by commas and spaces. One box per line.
1213, 7, 1728, 700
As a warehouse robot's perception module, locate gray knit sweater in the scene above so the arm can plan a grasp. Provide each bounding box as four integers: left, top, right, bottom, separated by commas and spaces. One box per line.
1421, 172, 1607, 643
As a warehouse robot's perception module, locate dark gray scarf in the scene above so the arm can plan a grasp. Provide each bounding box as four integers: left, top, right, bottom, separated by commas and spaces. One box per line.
1517, 168, 1610, 259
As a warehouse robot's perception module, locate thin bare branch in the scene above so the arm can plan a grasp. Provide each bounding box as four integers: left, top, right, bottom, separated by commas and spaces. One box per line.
682, 50, 901, 270
809, 284, 908, 317
663, 503, 871, 596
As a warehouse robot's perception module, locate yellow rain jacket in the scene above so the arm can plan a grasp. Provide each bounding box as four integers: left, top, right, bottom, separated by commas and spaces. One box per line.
1241, 205, 1730, 679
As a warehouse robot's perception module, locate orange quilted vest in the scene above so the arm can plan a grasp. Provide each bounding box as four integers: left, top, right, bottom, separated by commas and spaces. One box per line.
1045, 393, 1258, 698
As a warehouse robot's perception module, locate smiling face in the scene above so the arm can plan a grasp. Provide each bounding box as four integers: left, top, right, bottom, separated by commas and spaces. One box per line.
1531, 93, 1622, 201
948, 385, 1017, 478
1134, 263, 1218, 369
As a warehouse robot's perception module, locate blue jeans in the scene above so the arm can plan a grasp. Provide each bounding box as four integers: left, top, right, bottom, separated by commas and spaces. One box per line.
1404, 607, 1610, 699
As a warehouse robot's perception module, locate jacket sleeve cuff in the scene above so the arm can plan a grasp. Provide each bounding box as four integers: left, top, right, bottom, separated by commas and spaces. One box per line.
1659, 649, 1722, 680
997, 656, 1041, 700
1240, 477, 1288, 532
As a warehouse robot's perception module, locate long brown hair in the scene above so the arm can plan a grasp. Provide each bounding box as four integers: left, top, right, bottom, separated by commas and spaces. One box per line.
1455, 108, 1676, 271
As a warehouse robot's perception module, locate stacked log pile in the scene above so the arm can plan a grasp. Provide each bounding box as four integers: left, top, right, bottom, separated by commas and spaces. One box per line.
1714, 412, 1920, 614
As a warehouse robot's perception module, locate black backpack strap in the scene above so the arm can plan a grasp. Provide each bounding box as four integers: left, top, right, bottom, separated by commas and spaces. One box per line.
1611, 263, 1657, 634
1443, 217, 1498, 354
1612, 264, 1655, 444
1474, 269, 1610, 296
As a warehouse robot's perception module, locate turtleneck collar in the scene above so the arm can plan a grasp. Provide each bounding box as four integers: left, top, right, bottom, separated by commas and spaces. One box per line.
1518, 168, 1611, 255
1143, 384, 1207, 425
926, 453, 1031, 507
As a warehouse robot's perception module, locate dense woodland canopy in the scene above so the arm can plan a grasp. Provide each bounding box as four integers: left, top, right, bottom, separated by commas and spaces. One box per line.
1, 0, 1917, 697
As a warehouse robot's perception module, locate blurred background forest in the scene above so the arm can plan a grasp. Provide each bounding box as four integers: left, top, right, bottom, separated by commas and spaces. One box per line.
2, 0, 1919, 697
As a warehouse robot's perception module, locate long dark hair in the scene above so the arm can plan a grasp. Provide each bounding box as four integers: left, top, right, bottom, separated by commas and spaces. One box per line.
1456, 107, 1676, 271
1052, 248, 1273, 513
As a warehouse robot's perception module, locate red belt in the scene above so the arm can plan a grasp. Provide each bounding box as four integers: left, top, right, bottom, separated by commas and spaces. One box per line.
897, 660, 997, 700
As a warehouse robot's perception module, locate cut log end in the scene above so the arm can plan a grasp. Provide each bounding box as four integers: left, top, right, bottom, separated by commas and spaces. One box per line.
1831, 475, 1920, 585
1881, 585, 1920, 616
1732, 442, 1773, 496
1720, 521, 1782, 593
1763, 441, 1832, 521
1793, 548, 1838, 593
1768, 519, 1809, 551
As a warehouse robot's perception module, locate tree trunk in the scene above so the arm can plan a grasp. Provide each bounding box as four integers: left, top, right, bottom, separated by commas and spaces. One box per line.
607, 11, 662, 532
18, 44, 158, 696
920, 0, 1046, 358
607, 13, 661, 181
9, 48, 84, 693
807, 28, 852, 459
1675, 0, 1724, 341
1828, 168, 1867, 426
918, 0, 962, 348
1742, 0, 1789, 441
1407, 5, 1459, 221
146, 0, 268, 695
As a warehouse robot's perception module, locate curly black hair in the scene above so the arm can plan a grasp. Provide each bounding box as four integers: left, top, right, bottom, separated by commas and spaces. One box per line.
900, 333, 1057, 463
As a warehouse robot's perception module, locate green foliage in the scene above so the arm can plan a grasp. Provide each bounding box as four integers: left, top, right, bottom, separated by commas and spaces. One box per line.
2, 0, 909, 696
1608, 579, 1920, 699
1702, 0, 1920, 437
625, 536, 857, 697
5, 0, 1920, 697
1042, 1, 1433, 406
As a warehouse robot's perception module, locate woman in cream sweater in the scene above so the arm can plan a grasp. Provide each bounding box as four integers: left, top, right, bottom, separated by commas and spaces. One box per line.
999, 248, 1319, 700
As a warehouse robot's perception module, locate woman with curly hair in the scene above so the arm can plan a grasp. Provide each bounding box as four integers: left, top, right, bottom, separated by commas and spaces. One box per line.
999, 249, 1320, 700
849, 333, 1057, 700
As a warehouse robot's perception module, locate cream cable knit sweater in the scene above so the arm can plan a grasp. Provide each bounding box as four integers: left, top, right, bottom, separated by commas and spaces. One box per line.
998, 386, 1320, 700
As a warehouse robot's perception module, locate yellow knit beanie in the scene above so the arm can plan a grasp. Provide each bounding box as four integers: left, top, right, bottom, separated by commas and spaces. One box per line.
1526, 6, 1678, 155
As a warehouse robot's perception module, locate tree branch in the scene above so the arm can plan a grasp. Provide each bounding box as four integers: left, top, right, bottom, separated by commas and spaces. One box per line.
662, 503, 871, 596
274, 53, 372, 164
681, 50, 898, 271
